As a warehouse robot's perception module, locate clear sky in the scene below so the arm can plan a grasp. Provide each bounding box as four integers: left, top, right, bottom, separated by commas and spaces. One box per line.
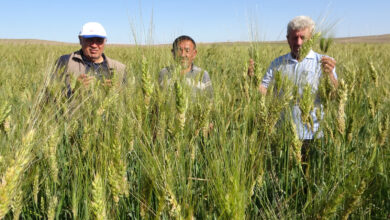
1, 0, 389, 44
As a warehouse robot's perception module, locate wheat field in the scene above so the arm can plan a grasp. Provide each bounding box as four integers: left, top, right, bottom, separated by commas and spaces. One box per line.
0, 40, 389, 219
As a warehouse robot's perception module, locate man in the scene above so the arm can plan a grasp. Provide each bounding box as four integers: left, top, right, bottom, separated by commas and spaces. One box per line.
54, 22, 126, 97
249, 16, 338, 155
159, 35, 212, 96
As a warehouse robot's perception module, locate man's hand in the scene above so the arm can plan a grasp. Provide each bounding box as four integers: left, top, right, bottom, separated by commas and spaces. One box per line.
258, 84, 267, 95
321, 57, 338, 88
248, 58, 255, 77
103, 79, 112, 87
321, 57, 336, 75
77, 74, 94, 87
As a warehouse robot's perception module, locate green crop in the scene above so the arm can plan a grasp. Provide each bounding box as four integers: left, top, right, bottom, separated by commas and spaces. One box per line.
0, 41, 389, 219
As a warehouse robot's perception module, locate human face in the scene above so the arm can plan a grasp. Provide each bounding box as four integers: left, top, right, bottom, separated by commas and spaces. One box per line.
287, 28, 311, 60
173, 40, 197, 70
79, 37, 106, 63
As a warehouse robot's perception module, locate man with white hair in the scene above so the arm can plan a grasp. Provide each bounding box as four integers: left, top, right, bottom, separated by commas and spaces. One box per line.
54, 22, 126, 97
249, 16, 338, 160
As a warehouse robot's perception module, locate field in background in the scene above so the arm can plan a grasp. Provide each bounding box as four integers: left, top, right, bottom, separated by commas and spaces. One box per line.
0, 39, 389, 219
1, 33, 390, 45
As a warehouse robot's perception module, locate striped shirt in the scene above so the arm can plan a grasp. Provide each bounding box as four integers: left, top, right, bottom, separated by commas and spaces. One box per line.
262, 50, 337, 140
158, 64, 213, 97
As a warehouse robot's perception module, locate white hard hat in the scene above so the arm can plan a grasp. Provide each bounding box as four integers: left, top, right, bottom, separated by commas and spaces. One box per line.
79, 22, 107, 38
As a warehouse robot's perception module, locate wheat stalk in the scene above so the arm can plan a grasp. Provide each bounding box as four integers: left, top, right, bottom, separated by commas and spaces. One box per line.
141, 56, 154, 109
336, 79, 348, 135
378, 114, 389, 147
368, 62, 378, 87
174, 81, 187, 132
0, 129, 35, 218
341, 180, 366, 220
299, 32, 321, 61
299, 84, 315, 129
320, 37, 333, 53
91, 173, 107, 220
45, 180, 58, 220
32, 167, 40, 205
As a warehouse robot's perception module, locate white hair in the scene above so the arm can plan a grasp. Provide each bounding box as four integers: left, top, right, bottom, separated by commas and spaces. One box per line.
287, 16, 315, 35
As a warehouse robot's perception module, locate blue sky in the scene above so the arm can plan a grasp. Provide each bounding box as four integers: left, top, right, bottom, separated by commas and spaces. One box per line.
1, 0, 389, 44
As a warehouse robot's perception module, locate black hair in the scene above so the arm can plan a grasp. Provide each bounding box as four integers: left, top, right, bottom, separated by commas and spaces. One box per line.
172, 35, 196, 51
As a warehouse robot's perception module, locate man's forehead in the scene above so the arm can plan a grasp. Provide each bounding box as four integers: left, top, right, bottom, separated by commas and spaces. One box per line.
290, 28, 311, 36
178, 40, 195, 47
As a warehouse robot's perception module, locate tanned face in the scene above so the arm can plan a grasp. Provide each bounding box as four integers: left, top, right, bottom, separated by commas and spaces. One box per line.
172, 40, 197, 70
287, 28, 311, 60
79, 37, 106, 63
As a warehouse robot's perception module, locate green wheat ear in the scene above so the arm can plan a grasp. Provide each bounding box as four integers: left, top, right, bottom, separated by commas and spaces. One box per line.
378, 114, 389, 147
0, 101, 11, 133
299, 84, 315, 129
45, 180, 58, 220
91, 173, 107, 220
32, 167, 39, 205
319, 191, 345, 219
337, 79, 348, 135
341, 180, 367, 220
141, 56, 154, 109
0, 101, 11, 125
299, 32, 321, 61
320, 37, 334, 53
320, 37, 326, 52
325, 38, 333, 53
174, 81, 187, 131
0, 129, 35, 219
368, 61, 378, 87
248, 45, 263, 87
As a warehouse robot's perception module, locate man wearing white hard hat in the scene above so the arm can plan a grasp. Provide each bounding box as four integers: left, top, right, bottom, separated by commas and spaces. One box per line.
54, 22, 126, 97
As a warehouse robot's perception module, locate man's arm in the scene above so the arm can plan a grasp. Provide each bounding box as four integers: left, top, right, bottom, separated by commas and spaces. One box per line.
258, 62, 275, 95
248, 57, 274, 95
258, 84, 267, 95
52, 54, 70, 82
106, 59, 127, 86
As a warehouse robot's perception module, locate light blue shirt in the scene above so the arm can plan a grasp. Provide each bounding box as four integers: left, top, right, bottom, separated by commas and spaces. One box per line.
261, 50, 337, 140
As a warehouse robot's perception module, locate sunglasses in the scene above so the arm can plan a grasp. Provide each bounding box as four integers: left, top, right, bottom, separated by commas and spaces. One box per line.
84, 37, 105, 45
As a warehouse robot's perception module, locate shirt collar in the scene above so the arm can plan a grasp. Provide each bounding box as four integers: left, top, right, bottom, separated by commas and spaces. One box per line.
188, 63, 196, 73
305, 50, 316, 59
